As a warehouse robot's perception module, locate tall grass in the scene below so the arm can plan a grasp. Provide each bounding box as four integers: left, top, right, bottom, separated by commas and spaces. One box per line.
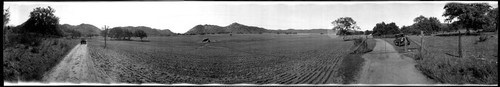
3, 38, 79, 82
381, 34, 498, 84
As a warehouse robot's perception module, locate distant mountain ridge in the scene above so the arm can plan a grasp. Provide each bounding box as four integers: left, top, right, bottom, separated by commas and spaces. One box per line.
185, 22, 331, 34
115, 26, 175, 36
59, 23, 101, 36
185, 22, 267, 34
267, 29, 329, 33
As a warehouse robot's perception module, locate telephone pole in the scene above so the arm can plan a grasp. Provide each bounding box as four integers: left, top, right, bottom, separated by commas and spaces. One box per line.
104, 25, 108, 48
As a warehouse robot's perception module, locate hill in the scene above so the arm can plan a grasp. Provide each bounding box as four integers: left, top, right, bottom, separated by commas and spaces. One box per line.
267, 29, 329, 34
185, 24, 227, 34
184, 22, 267, 34
59, 23, 101, 36
116, 26, 175, 36
225, 22, 267, 34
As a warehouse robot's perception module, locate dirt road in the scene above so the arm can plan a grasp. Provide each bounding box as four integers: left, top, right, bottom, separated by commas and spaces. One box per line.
43, 44, 113, 83
357, 39, 434, 84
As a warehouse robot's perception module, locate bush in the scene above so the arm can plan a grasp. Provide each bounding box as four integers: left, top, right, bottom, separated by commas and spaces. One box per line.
3, 38, 79, 81
416, 55, 497, 84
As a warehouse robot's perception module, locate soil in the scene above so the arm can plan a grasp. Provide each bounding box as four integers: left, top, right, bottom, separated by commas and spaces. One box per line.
42, 44, 114, 83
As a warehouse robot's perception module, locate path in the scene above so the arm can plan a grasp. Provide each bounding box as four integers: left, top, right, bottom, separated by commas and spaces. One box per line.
357, 39, 434, 84
43, 44, 113, 83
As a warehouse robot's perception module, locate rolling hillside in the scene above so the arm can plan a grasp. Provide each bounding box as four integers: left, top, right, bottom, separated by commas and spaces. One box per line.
267, 29, 329, 34
184, 22, 267, 34
59, 24, 101, 36
116, 26, 175, 36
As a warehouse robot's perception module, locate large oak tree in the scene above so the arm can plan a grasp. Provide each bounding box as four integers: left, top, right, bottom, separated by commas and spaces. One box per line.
331, 17, 360, 35
443, 3, 492, 34
21, 6, 63, 37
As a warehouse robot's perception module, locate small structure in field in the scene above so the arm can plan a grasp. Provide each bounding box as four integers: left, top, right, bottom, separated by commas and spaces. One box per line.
202, 38, 211, 43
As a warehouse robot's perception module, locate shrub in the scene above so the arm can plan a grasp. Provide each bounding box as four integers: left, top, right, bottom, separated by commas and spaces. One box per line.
3, 38, 79, 81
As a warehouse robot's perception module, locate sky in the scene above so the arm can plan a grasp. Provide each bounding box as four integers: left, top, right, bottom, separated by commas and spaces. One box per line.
3, 1, 498, 33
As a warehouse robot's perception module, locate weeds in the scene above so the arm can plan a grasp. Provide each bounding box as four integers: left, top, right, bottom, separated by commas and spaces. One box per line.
3, 38, 79, 82
382, 34, 498, 84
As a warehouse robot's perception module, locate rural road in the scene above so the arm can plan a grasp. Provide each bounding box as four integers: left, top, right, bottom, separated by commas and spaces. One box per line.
357, 39, 434, 84
43, 44, 113, 83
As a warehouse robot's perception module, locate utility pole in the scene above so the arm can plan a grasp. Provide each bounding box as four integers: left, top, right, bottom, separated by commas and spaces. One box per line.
420, 31, 424, 59
104, 25, 108, 48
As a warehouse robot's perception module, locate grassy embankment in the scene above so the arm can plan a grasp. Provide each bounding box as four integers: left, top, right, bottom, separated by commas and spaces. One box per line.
380, 32, 497, 84
337, 36, 376, 84
3, 38, 79, 82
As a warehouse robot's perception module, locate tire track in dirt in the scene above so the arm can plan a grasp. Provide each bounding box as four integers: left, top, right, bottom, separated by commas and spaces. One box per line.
357, 39, 434, 84
43, 44, 114, 83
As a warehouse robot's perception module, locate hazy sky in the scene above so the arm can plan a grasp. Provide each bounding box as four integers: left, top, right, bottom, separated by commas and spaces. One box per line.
4, 1, 498, 33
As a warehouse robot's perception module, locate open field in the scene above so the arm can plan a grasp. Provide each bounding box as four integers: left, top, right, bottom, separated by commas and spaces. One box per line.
380, 33, 498, 84
86, 34, 365, 84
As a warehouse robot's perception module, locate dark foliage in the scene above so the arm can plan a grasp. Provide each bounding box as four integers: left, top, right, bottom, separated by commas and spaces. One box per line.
19, 6, 63, 37
372, 22, 400, 36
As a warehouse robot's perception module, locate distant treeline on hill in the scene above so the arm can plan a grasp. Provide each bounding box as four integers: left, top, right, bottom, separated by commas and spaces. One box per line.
184, 22, 344, 35
184, 22, 267, 35
57, 24, 176, 38
267, 29, 329, 34
58, 24, 101, 38
114, 26, 175, 36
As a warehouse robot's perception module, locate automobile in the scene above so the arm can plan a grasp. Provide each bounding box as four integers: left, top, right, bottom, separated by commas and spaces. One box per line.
80, 38, 86, 44
394, 34, 410, 46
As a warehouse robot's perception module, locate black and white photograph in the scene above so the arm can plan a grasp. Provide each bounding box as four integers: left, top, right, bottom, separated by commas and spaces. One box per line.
3, 0, 498, 86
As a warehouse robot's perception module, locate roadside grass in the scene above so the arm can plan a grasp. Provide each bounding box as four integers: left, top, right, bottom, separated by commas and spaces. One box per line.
380, 33, 497, 84
3, 38, 79, 82
338, 38, 376, 84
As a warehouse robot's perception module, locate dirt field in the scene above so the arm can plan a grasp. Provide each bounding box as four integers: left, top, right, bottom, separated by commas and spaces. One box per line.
80, 34, 359, 84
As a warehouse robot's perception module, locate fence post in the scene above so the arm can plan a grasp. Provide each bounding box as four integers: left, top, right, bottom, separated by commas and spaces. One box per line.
420, 31, 424, 59
458, 31, 462, 58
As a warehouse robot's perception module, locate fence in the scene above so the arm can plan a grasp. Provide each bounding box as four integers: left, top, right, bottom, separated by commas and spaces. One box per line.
399, 31, 494, 60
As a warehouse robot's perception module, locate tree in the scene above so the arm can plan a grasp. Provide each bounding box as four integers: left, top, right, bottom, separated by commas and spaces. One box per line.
372, 22, 400, 36
411, 15, 442, 34
401, 25, 420, 35
109, 27, 125, 39
3, 8, 9, 27
485, 8, 498, 31
124, 30, 133, 40
21, 6, 62, 37
134, 30, 147, 41
364, 30, 373, 35
4, 8, 10, 46
101, 29, 108, 38
331, 17, 360, 35
443, 3, 492, 34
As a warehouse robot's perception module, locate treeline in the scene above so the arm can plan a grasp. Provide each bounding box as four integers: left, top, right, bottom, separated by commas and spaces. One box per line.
371, 3, 497, 36
3, 6, 64, 46
58, 24, 101, 38
3, 6, 84, 81
101, 27, 148, 41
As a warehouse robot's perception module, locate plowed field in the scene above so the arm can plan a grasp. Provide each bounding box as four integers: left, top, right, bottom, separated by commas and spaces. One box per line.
87, 34, 357, 84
